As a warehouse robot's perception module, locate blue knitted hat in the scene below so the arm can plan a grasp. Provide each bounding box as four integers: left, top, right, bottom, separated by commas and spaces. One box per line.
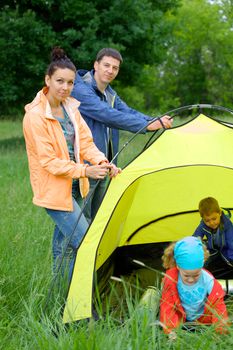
174, 236, 204, 270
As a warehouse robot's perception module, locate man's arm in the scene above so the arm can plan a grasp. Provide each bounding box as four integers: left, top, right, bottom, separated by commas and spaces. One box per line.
72, 81, 172, 132
114, 93, 151, 121
72, 83, 149, 133
115, 94, 173, 130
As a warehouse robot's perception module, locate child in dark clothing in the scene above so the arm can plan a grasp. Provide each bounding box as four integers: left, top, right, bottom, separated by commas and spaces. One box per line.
193, 197, 233, 279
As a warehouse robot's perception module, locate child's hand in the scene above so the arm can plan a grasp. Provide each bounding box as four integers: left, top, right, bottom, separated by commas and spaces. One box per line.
168, 331, 177, 341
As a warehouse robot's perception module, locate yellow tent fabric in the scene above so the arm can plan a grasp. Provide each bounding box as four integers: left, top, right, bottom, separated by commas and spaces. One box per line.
63, 114, 233, 323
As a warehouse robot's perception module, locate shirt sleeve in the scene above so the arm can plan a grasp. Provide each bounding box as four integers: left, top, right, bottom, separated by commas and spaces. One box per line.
193, 222, 205, 238
72, 82, 150, 133
160, 275, 185, 333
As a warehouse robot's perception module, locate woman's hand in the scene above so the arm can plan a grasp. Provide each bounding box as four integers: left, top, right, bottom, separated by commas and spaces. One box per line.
85, 163, 121, 179
108, 163, 122, 178
85, 164, 110, 179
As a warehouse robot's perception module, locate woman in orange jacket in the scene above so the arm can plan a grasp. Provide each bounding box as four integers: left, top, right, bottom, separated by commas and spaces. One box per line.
160, 236, 229, 339
23, 47, 121, 279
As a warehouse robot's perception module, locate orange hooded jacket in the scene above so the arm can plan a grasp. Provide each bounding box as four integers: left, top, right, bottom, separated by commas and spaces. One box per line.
23, 87, 107, 211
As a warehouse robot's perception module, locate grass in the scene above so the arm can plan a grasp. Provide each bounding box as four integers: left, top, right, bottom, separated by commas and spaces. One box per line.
1, 118, 233, 349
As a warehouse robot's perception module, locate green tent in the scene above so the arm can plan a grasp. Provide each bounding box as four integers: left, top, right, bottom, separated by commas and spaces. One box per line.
63, 113, 233, 323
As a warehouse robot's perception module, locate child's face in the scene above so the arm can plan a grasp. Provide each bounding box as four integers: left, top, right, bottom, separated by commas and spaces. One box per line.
202, 211, 221, 230
178, 267, 202, 285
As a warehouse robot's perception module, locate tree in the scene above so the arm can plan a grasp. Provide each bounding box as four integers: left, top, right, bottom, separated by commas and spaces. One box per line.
0, 0, 180, 115
140, 0, 233, 111
0, 7, 56, 115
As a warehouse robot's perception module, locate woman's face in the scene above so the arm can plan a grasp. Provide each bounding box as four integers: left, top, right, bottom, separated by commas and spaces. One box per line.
45, 68, 75, 102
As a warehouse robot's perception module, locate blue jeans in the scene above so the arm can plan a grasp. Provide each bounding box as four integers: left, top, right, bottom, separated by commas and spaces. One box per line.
77, 177, 108, 223
46, 197, 88, 279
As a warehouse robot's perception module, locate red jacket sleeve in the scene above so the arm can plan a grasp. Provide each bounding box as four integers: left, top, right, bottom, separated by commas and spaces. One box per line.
198, 278, 229, 333
160, 269, 186, 334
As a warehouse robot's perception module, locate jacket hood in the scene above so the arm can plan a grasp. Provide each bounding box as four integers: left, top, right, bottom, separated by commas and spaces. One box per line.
75, 69, 116, 96
75, 70, 96, 88
77, 69, 90, 79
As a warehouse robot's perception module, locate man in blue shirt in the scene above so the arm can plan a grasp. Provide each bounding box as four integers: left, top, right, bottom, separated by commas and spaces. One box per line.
72, 48, 173, 222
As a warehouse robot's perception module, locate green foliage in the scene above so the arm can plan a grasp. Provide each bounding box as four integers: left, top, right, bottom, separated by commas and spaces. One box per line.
2, 0, 233, 119
142, 0, 233, 110
114, 83, 147, 112
0, 7, 56, 115
0, 0, 180, 116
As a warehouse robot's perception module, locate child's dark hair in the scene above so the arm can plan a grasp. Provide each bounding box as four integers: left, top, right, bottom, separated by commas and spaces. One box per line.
162, 240, 210, 269
46, 47, 76, 77
199, 197, 221, 217
96, 48, 123, 64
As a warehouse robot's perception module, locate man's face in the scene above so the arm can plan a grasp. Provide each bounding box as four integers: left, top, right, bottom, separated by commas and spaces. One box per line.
94, 56, 120, 85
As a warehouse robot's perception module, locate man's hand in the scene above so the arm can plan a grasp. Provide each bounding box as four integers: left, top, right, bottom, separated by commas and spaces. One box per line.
147, 115, 173, 131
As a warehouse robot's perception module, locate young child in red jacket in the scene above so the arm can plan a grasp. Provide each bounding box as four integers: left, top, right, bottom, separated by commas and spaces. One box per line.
160, 236, 229, 339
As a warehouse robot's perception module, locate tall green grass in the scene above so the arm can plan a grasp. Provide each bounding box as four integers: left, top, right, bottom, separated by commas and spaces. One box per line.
1, 120, 233, 349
